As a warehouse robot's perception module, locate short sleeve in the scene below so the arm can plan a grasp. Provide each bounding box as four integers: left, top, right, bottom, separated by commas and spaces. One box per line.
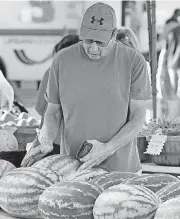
46, 54, 61, 104
130, 52, 152, 100
35, 68, 49, 116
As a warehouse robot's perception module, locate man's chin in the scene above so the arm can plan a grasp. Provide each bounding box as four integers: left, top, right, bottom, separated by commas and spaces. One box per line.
88, 53, 101, 60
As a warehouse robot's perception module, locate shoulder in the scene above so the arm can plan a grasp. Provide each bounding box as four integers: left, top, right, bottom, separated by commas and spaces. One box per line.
116, 42, 145, 63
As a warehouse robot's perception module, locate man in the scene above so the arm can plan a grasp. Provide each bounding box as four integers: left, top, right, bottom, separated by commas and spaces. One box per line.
0, 70, 14, 112
22, 2, 151, 173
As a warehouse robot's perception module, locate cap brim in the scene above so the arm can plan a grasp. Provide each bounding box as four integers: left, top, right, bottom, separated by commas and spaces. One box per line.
80, 26, 112, 44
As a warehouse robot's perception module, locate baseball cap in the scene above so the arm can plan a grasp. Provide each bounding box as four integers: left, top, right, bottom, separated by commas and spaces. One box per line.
80, 2, 117, 44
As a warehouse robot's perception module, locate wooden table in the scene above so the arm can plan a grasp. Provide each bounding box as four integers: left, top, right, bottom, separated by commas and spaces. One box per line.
142, 162, 180, 177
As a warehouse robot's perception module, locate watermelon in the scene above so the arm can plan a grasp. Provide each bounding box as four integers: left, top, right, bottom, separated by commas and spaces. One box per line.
65, 168, 107, 181
0, 130, 18, 151
90, 171, 137, 190
154, 196, 180, 219
0, 167, 60, 218
32, 154, 80, 177
38, 181, 104, 219
156, 181, 180, 202
93, 184, 161, 219
0, 159, 16, 178
125, 173, 180, 193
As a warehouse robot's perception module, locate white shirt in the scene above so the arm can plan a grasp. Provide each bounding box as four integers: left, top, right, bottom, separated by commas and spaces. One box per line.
0, 71, 14, 112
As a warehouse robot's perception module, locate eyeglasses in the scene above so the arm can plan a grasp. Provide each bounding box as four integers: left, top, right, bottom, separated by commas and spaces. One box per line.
82, 39, 110, 47
81, 29, 116, 48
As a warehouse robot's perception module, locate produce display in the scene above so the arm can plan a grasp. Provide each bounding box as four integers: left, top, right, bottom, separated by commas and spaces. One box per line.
0, 112, 40, 128
65, 168, 107, 181
90, 171, 137, 190
154, 196, 180, 219
93, 184, 161, 219
32, 154, 81, 177
141, 117, 180, 135
0, 160, 16, 178
38, 181, 104, 219
125, 173, 180, 193
0, 130, 18, 151
0, 151, 180, 218
156, 181, 180, 202
0, 167, 60, 218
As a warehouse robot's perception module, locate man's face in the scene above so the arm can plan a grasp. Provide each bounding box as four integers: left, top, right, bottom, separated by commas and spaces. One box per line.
82, 34, 116, 60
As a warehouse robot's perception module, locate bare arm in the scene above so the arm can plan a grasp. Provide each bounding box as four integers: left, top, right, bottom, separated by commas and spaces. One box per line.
106, 99, 147, 153
38, 102, 62, 152
78, 99, 148, 170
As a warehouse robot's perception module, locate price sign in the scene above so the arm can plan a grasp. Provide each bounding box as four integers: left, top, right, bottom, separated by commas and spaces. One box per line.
144, 134, 167, 155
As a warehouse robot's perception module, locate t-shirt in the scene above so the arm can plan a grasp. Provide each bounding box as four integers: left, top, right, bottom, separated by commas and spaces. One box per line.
46, 41, 151, 172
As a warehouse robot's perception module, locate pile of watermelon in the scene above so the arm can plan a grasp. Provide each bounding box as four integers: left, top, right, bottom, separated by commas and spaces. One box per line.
0, 154, 180, 219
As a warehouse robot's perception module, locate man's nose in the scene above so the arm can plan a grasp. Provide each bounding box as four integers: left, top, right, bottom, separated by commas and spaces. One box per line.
90, 42, 99, 52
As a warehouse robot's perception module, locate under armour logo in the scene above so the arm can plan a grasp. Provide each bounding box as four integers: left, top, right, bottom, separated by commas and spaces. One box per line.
91, 16, 104, 25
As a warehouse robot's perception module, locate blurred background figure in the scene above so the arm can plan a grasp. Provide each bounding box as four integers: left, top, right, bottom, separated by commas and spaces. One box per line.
0, 70, 14, 113
161, 8, 180, 40
157, 22, 180, 121
1, 74, 28, 117
116, 26, 140, 51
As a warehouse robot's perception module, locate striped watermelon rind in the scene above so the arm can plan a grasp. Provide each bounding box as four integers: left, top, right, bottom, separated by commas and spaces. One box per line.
90, 171, 137, 190
0, 167, 60, 218
65, 168, 107, 182
93, 184, 161, 219
156, 181, 180, 202
32, 154, 80, 177
0, 159, 16, 178
38, 181, 104, 219
125, 173, 180, 193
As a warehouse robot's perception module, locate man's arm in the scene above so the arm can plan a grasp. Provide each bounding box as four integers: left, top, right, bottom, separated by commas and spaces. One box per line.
106, 99, 147, 153
78, 99, 148, 170
38, 102, 62, 152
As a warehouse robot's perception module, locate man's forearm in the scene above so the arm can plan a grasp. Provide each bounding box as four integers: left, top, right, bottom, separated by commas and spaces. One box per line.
106, 107, 146, 153
38, 111, 61, 146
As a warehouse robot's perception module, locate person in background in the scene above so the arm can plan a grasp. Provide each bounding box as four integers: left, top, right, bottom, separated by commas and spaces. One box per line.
157, 25, 180, 121
22, 34, 80, 159
0, 70, 14, 112
161, 9, 180, 40
116, 26, 140, 51
166, 9, 180, 25
22, 2, 151, 174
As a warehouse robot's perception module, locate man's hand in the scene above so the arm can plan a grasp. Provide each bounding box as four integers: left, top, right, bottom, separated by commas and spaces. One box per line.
21, 146, 45, 167
21, 141, 53, 167
78, 140, 114, 171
